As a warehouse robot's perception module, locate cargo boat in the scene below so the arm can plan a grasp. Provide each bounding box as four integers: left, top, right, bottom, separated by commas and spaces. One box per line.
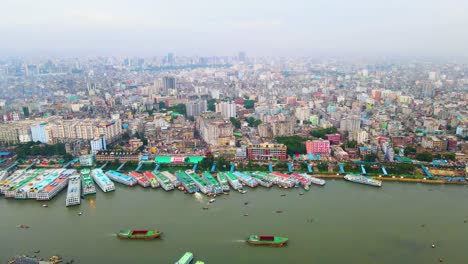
186, 170, 212, 194
175, 171, 199, 193
91, 169, 115, 192
154, 172, 174, 191
175, 252, 193, 264
37, 169, 73, 201
246, 235, 288, 246
66, 173, 81, 206
143, 171, 160, 188
217, 172, 230, 192
344, 174, 382, 187
116, 229, 161, 240
245, 172, 273, 188
161, 171, 181, 187
80, 169, 96, 195
302, 174, 326, 186
201, 172, 223, 194
106, 170, 137, 186
233, 171, 258, 188
225, 172, 243, 190
129, 171, 150, 187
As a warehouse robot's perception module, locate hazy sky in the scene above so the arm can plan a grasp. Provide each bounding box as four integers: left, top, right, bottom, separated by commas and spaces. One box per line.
1, 0, 467, 57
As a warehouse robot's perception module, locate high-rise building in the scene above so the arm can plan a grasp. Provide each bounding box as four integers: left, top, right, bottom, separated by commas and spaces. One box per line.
238, 51, 246, 63
196, 112, 234, 146
167, 53, 174, 65
90, 135, 106, 153
186, 100, 207, 117
215, 101, 236, 119
163, 76, 176, 92
339, 116, 361, 132
306, 140, 331, 155
31, 122, 51, 144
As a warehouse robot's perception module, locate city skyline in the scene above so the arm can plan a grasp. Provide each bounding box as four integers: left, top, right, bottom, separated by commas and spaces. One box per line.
1, 0, 468, 57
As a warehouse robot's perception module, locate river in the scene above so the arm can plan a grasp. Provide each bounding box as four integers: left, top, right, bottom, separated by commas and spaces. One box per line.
1, 180, 468, 263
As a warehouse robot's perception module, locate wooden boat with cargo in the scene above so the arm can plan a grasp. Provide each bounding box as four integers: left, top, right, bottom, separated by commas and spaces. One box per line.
116, 229, 161, 240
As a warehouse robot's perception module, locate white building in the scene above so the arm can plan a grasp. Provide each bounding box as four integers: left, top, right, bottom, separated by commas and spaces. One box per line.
90, 135, 106, 153
215, 101, 236, 119
31, 122, 50, 144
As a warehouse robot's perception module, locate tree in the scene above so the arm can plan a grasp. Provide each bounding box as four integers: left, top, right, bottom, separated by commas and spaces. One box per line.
310, 127, 337, 139
276, 136, 307, 155
345, 140, 358, 149
364, 153, 378, 162
207, 99, 216, 112
415, 152, 433, 162
230, 117, 241, 129
404, 146, 416, 155
184, 157, 190, 163
158, 101, 167, 110
168, 104, 187, 116
246, 117, 262, 127
244, 100, 256, 109
187, 116, 195, 122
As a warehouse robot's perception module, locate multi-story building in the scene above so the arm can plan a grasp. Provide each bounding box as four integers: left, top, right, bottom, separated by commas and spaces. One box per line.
215, 101, 236, 119
31, 122, 51, 144
95, 151, 140, 162
351, 130, 369, 144
90, 135, 106, 153
326, 134, 341, 145
186, 100, 207, 117
52, 119, 122, 143
339, 116, 361, 132
306, 140, 331, 155
246, 143, 287, 161
196, 113, 234, 146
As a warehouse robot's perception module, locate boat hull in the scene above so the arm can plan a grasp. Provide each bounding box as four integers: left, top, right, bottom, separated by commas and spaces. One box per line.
117, 232, 161, 240
246, 241, 288, 246
246, 235, 288, 247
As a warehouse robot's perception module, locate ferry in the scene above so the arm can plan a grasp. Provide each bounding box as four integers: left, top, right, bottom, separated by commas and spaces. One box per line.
225, 172, 243, 190
36, 169, 73, 201
66, 173, 81, 206
201, 172, 223, 194
91, 169, 115, 192
268, 172, 296, 188
106, 170, 137, 186
129, 171, 150, 187
186, 170, 212, 194
246, 172, 273, 188
344, 174, 382, 187
301, 174, 326, 186
143, 171, 160, 188
161, 171, 181, 187
175, 171, 199, 193
26, 169, 65, 199
175, 252, 193, 264
154, 172, 174, 191
246, 235, 288, 246
3, 169, 43, 198
80, 169, 96, 195
0, 169, 27, 195
233, 171, 258, 188
216, 172, 230, 192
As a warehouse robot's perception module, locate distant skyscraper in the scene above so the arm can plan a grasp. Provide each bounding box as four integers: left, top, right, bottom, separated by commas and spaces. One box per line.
238, 51, 246, 63
167, 53, 175, 65
186, 100, 207, 117
215, 101, 236, 118
162, 76, 176, 94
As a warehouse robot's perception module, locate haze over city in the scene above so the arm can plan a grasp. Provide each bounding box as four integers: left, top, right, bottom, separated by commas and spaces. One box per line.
1, 0, 468, 57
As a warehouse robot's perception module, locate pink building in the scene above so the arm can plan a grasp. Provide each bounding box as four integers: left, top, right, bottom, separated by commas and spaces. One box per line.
306, 140, 331, 155
326, 134, 341, 145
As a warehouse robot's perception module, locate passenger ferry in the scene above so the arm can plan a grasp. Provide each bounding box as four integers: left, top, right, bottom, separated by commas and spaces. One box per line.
201, 172, 223, 194
80, 169, 96, 195
91, 169, 115, 192
36, 169, 73, 201
301, 173, 326, 186
161, 171, 181, 187
154, 172, 174, 191
233, 171, 258, 188
129, 171, 149, 187
225, 172, 243, 190
268, 172, 296, 188
143, 171, 160, 188
0, 169, 26, 195
175, 171, 199, 193
106, 170, 137, 186
344, 174, 382, 187
186, 170, 212, 194
216, 172, 230, 192
66, 173, 81, 206
246, 172, 273, 188
26, 169, 65, 199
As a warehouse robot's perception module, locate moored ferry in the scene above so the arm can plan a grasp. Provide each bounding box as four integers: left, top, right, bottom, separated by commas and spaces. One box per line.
143, 171, 160, 188
301, 174, 326, 186
246, 172, 273, 188
106, 170, 137, 186
36, 169, 73, 201
66, 173, 81, 206
80, 169, 96, 195
201, 172, 223, 194
268, 172, 296, 188
186, 170, 212, 194
161, 171, 181, 187
0, 169, 27, 195
175, 252, 193, 264
225, 172, 242, 190
154, 172, 174, 191
216, 172, 230, 192
344, 174, 382, 187
129, 171, 150, 187
26, 169, 65, 199
91, 169, 115, 192
233, 171, 258, 188
175, 171, 199, 193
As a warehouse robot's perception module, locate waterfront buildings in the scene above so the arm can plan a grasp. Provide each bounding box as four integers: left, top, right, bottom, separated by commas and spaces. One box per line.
306, 140, 331, 155
246, 143, 287, 161
215, 101, 236, 119
196, 112, 234, 146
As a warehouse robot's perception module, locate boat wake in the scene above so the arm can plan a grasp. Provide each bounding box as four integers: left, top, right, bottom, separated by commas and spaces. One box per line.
231, 239, 246, 243
193, 193, 205, 203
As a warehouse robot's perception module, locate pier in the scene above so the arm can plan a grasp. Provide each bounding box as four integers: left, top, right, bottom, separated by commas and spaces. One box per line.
211, 162, 217, 173
381, 166, 388, 176
338, 163, 345, 174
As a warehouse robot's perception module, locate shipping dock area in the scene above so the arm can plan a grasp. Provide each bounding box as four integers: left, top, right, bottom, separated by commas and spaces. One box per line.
129, 171, 150, 187
161, 171, 181, 187
143, 171, 160, 188
225, 172, 243, 190
201, 172, 223, 194
91, 169, 115, 192
268, 172, 296, 188
80, 169, 96, 195
291, 173, 312, 189
233, 171, 258, 188
3, 170, 39, 198
186, 170, 212, 194
26, 169, 65, 200
244, 172, 273, 188
106, 170, 137, 186
154, 171, 174, 191
216, 172, 230, 192
0, 169, 27, 195
175, 171, 199, 193
66, 173, 81, 206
